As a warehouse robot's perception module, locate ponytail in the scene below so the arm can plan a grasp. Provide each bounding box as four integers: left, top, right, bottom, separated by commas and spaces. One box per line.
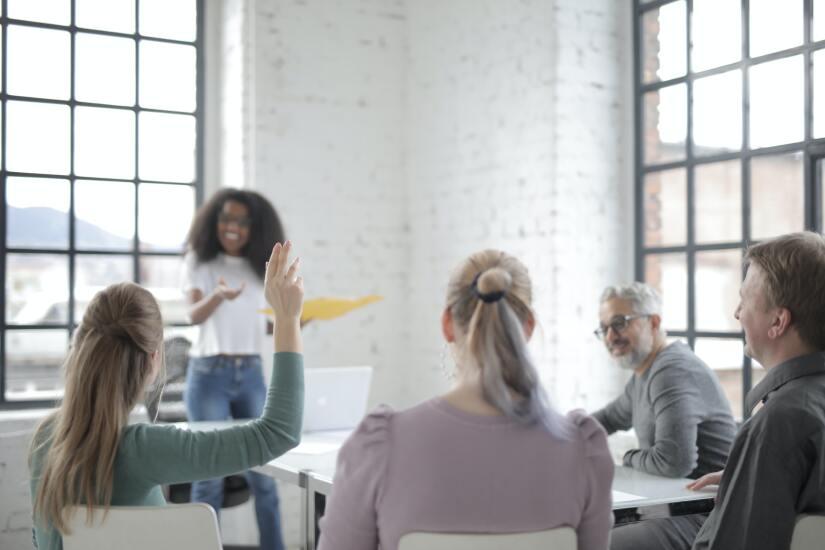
30, 282, 164, 534
447, 252, 570, 438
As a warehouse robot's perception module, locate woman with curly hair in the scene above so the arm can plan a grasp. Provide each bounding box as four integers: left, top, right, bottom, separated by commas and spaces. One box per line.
182, 188, 289, 550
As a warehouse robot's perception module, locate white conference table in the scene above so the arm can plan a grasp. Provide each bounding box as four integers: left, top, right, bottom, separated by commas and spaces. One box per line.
254, 430, 717, 550
180, 423, 716, 550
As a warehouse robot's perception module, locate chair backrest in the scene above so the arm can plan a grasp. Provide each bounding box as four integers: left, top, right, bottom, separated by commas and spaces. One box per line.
791, 515, 825, 550
63, 503, 222, 550
398, 527, 577, 550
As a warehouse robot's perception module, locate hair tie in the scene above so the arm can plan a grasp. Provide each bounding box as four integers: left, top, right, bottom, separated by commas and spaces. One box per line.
471, 272, 506, 304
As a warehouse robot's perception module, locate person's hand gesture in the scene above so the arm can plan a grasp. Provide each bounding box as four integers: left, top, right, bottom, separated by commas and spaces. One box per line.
264, 241, 303, 324
215, 277, 245, 300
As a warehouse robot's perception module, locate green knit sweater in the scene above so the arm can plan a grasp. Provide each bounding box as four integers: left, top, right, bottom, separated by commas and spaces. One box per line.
30, 352, 304, 550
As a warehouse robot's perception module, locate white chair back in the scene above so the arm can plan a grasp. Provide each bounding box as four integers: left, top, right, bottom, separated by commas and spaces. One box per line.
398, 527, 576, 550
63, 503, 222, 550
790, 515, 825, 550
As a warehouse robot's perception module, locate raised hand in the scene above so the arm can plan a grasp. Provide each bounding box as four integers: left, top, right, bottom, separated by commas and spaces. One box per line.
215, 276, 246, 300
264, 241, 304, 324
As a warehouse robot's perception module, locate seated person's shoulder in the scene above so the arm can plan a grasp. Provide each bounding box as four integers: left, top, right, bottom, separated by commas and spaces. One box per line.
748, 392, 825, 447
648, 342, 713, 384
342, 404, 396, 453
651, 341, 703, 370
566, 409, 609, 457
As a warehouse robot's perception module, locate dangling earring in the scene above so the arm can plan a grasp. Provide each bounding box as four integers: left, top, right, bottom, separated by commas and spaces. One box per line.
440, 343, 456, 381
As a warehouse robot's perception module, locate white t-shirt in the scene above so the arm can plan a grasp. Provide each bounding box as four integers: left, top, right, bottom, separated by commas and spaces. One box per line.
180, 252, 267, 357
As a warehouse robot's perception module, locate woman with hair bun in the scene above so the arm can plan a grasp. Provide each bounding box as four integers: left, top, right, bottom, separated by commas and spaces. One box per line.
317, 249, 614, 550
29, 242, 305, 550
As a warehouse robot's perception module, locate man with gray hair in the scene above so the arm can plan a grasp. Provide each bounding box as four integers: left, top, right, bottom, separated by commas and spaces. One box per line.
592, 282, 736, 550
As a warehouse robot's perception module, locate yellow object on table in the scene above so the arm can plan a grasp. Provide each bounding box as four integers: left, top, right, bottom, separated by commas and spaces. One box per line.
260, 295, 383, 323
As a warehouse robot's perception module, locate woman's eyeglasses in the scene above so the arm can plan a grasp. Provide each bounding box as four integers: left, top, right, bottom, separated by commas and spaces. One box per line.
218, 213, 252, 228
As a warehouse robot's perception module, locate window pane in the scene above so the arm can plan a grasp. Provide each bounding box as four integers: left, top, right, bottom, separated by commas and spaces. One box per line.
7, 177, 70, 249
694, 338, 744, 419
749, 0, 803, 57
75, 255, 134, 322
75, 106, 136, 179
749, 56, 804, 148
8, 0, 69, 26
139, 112, 196, 182
76, 33, 136, 106
692, 0, 741, 72
642, 1, 686, 83
693, 70, 742, 155
139, 0, 197, 42
695, 249, 741, 332
644, 84, 686, 164
695, 161, 741, 244
814, 49, 825, 138
75, 180, 136, 251
77, 0, 135, 34
138, 184, 195, 252
645, 253, 687, 332
140, 256, 190, 324
644, 168, 686, 247
6, 253, 69, 325
751, 153, 804, 240
139, 40, 197, 112
6, 101, 70, 175
816, 0, 825, 42
7, 25, 70, 100
5, 329, 69, 401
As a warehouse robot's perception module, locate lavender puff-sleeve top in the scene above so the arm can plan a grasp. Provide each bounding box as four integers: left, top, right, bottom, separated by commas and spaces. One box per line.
317, 398, 614, 550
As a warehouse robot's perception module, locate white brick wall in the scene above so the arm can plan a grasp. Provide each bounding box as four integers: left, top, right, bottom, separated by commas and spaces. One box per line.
0, 416, 41, 550
1, 2, 635, 549
249, 0, 409, 409
405, 0, 633, 411
548, 0, 635, 410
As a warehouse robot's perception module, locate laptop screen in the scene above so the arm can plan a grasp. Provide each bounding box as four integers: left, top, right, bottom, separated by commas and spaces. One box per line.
302, 366, 373, 433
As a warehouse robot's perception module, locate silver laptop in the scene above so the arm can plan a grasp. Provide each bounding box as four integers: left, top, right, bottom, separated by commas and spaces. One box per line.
302, 366, 373, 433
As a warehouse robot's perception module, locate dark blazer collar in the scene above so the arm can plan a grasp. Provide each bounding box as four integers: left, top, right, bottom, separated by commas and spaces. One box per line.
745, 351, 825, 414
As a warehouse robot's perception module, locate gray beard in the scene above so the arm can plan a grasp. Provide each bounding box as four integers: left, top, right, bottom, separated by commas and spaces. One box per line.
615, 329, 654, 370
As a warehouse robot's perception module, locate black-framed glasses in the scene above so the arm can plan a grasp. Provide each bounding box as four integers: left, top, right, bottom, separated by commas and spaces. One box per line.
218, 213, 252, 228
593, 314, 650, 340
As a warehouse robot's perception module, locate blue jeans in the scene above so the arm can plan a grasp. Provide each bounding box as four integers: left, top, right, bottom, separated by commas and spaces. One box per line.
185, 355, 284, 550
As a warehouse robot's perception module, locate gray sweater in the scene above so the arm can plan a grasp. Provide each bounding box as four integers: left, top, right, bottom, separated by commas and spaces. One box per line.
593, 341, 736, 479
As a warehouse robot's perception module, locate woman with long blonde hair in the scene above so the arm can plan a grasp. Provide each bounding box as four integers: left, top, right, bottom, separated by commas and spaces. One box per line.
317, 250, 614, 550
29, 241, 304, 550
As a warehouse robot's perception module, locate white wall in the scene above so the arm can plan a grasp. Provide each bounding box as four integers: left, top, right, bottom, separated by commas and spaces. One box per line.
0, 414, 44, 549
244, 0, 634, 411
404, 0, 633, 410
1, 2, 634, 549
249, 0, 410, 409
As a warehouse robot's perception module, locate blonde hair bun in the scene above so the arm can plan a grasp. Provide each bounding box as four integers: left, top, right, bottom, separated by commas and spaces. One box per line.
476, 267, 513, 296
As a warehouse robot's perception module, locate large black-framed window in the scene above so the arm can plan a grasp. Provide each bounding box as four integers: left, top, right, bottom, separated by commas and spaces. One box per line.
1, 0, 204, 409
634, 0, 825, 419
